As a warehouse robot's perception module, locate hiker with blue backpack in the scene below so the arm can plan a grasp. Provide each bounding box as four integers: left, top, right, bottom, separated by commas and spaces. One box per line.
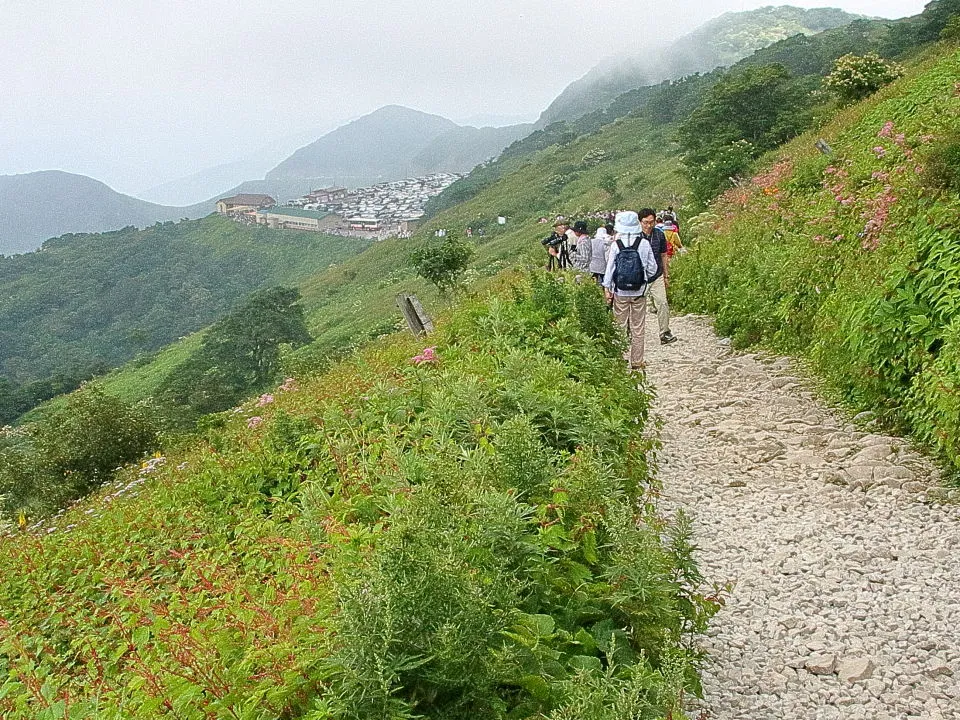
603, 210, 659, 370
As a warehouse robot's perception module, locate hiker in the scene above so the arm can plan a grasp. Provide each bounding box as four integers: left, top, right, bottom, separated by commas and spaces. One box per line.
570, 220, 593, 273
542, 221, 570, 271
603, 210, 658, 370
641, 209, 677, 345
589, 225, 612, 284
658, 212, 683, 256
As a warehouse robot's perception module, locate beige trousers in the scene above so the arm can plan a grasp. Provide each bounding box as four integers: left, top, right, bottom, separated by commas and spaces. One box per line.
612, 294, 647, 368
646, 276, 671, 335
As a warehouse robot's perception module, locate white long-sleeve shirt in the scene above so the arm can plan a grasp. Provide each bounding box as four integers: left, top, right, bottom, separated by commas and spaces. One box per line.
602, 233, 658, 297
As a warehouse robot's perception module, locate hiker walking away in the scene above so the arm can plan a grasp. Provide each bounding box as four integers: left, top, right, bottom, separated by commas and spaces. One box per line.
589, 225, 612, 284
570, 220, 593, 273
659, 211, 683, 256
603, 211, 658, 370
641, 209, 677, 345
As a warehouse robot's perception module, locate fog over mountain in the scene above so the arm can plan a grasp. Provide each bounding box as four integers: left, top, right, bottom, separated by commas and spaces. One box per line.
538, 5, 862, 126
0, 0, 926, 195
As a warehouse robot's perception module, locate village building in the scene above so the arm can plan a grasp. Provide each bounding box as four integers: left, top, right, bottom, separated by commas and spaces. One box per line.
216, 194, 275, 214
346, 216, 382, 232
256, 207, 341, 232
307, 186, 349, 205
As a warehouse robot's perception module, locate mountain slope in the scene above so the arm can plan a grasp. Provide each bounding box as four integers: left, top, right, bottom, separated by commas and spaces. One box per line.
137, 127, 336, 206
538, 5, 860, 126
0, 171, 209, 255
266, 105, 458, 185
0, 215, 371, 388
409, 123, 534, 174
671, 44, 960, 472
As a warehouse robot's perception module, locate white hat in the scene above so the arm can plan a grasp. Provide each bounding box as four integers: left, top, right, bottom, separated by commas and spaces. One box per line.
594, 227, 608, 239
614, 211, 640, 234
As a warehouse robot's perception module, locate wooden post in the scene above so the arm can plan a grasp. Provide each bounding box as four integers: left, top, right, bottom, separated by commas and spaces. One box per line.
396, 293, 433, 337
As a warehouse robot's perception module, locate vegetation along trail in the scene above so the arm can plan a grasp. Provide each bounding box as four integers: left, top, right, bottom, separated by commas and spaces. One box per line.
644, 314, 960, 719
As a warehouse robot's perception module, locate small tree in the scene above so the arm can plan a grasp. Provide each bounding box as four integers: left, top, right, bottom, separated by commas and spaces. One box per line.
824, 53, 903, 104
159, 286, 312, 420
411, 236, 474, 294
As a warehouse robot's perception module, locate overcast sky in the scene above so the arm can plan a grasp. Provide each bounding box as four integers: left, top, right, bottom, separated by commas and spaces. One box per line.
0, 0, 929, 197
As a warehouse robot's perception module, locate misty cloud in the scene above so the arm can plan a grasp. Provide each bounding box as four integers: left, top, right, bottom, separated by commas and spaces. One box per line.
0, 0, 928, 195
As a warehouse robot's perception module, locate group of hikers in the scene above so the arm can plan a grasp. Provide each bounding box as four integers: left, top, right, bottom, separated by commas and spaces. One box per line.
542, 208, 682, 370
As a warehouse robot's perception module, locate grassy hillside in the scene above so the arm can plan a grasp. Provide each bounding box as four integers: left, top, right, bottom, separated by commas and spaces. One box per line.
0, 274, 718, 718
0, 215, 370, 416
90, 117, 685, 406
671, 44, 960, 473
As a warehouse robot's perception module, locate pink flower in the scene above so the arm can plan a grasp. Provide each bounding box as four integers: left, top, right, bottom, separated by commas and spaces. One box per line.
247, 416, 264, 429
411, 346, 438, 365
257, 393, 274, 407
894, 133, 906, 146
877, 121, 895, 138
873, 146, 886, 158
279, 377, 298, 392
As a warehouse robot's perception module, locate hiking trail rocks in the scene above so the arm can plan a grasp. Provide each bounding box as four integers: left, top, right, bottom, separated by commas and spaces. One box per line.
644, 314, 960, 720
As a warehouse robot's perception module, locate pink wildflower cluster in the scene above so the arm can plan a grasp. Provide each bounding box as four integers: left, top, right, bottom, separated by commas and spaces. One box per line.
247, 416, 264, 429
874, 121, 915, 160
411, 346, 438, 365
859, 185, 898, 251
279, 377, 298, 392
750, 159, 792, 191
824, 165, 855, 206
257, 393, 274, 407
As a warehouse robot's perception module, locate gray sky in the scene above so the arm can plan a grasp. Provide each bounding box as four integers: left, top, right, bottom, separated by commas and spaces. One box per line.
0, 0, 929, 197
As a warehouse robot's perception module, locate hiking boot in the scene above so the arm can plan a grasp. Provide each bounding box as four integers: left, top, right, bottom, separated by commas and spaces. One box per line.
660, 331, 678, 345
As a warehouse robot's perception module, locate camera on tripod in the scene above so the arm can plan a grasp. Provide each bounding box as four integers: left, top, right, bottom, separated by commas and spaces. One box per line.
541, 231, 565, 249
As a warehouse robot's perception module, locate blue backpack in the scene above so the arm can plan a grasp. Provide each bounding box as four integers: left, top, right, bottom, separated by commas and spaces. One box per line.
613, 238, 647, 291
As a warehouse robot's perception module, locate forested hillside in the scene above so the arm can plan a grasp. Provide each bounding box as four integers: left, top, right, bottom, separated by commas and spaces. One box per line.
0, 216, 370, 420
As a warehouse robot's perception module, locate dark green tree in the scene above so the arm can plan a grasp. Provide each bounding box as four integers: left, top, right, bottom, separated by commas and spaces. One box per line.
159, 286, 312, 419
678, 64, 813, 204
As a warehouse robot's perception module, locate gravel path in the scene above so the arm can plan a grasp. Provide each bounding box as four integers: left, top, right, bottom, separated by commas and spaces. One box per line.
643, 314, 960, 720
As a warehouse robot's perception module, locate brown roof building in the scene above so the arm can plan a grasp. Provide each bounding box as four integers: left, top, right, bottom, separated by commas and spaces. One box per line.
216, 194, 276, 214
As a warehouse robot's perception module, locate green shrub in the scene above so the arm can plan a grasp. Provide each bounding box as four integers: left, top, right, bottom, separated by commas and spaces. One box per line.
0, 383, 159, 515
824, 52, 903, 104
921, 132, 960, 192
411, 236, 475, 294
672, 48, 960, 475
0, 273, 720, 718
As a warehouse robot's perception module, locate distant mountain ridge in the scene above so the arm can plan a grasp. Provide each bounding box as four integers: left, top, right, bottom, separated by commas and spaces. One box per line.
264, 105, 532, 187
207, 105, 532, 206
537, 5, 861, 126
1, 107, 531, 254
0, 171, 209, 256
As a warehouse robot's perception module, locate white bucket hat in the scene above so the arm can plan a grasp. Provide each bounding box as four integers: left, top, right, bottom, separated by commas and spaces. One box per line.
614, 210, 640, 234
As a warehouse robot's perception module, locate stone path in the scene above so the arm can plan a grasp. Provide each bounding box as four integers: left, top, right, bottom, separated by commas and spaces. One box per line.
643, 314, 960, 720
